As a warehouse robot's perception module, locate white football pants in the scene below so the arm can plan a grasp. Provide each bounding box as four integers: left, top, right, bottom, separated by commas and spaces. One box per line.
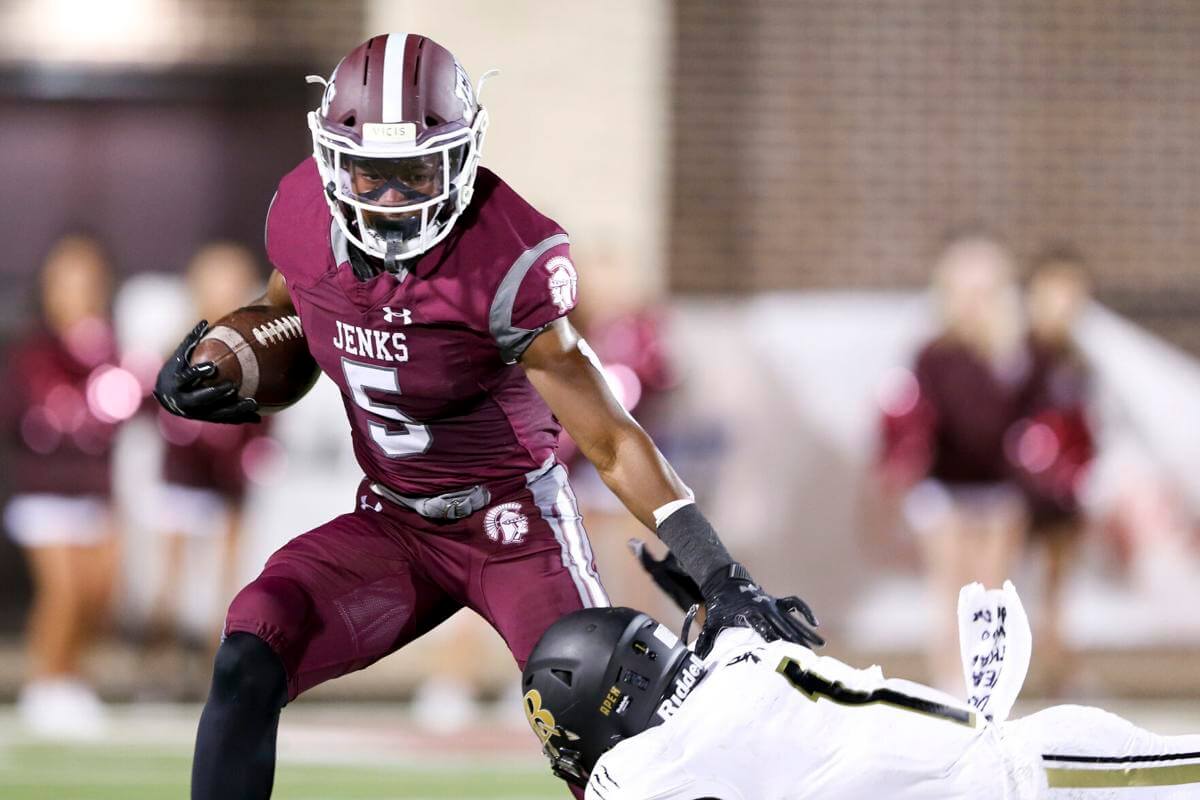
1004, 704, 1200, 799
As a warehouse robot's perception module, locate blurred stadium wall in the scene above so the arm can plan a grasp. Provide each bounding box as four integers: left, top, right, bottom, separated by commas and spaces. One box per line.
670, 1, 1200, 353
367, 0, 671, 297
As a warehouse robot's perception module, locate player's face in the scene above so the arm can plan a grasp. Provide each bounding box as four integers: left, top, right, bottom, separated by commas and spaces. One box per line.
347, 154, 443, 208
327, 143, 473, 257
347, 154, 447, 244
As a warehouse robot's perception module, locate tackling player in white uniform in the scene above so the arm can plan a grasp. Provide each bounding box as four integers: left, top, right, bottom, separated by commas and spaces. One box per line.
522, 572, 1200, 799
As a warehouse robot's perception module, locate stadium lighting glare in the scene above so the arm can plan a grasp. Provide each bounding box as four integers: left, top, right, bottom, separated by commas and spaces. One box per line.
13, 0, 175, 64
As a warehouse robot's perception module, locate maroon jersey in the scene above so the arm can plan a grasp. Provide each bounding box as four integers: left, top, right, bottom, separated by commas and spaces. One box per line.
266, 161, 577, 496
1013, 339, 1095, 522
890, 337, 1036, 485
880, 336, 1094, 505
1, 323, 121, 496
158, 408, 268, 502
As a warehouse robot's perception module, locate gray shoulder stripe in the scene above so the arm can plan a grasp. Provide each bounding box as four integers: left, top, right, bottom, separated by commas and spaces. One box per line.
489, 233, 569, 362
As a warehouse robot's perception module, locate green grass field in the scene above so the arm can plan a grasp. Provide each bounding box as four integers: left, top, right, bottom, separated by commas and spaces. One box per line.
0, 743, 563, 799
0, 705, 566, 800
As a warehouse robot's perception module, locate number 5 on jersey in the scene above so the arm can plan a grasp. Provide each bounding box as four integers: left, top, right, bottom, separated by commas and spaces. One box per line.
341, 359, 432, 457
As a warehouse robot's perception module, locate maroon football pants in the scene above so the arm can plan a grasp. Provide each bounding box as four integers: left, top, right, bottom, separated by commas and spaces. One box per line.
225, 462, 608, 701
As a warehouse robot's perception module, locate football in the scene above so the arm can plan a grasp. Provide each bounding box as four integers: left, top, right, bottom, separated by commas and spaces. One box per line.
189, 305, 320, 413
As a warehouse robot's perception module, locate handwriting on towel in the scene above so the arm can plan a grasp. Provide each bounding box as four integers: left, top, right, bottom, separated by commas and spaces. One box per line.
967, 605, 1007, 715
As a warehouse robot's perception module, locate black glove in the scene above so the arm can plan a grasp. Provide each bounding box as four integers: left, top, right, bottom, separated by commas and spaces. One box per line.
154, 321, 260, 424
694, 562, 823, 658
628, 538, 703, 612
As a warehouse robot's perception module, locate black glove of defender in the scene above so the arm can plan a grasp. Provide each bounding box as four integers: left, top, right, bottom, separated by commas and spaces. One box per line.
154, 321, 260, 424
694, 562, 823, 658
628, 538, 704, 612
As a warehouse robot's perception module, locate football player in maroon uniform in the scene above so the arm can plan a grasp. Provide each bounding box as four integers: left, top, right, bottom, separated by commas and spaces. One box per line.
154, 34, 820, 799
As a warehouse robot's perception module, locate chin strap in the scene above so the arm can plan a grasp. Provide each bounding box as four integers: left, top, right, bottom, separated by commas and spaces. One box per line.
383, 232, 410, 282
680, 603, 700, 646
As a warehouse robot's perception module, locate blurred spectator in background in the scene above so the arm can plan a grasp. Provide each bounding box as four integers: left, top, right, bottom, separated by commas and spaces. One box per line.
878, 232, 1031, 692
1018, 245, 1095, 692
152, 244, 267, 664
1, 233, 135, 737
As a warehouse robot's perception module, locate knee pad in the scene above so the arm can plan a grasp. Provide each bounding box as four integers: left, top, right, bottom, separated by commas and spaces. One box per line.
210, 632, 287, 712
227, 575, 313, 636
225, 574, 313, 677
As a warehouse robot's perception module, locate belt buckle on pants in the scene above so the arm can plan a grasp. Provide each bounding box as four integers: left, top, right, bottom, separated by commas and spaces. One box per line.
371, 482, 491, 520
442, 496, 471, 520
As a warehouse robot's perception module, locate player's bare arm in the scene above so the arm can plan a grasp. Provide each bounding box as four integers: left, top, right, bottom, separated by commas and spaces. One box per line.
521, 317, 689, 530
258, 268, 295, 312
522, 317, 823, 655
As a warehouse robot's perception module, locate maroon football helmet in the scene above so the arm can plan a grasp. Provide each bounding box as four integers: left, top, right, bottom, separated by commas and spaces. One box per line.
308, 33, 489, 267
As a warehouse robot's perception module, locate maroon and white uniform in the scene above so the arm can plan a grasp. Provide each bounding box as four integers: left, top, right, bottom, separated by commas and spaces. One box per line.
1, 323, 121, 546
1014, 339, 1094, 530
879, 335, 1094, 532
225, 160, 607, 700
159, 411, 267, 502
157, 410, 268, 538
268, 161, 576, 495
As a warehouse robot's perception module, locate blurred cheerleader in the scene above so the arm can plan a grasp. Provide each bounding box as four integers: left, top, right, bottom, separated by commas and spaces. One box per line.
1, 234, 134, 737
880, 232, 1034, 692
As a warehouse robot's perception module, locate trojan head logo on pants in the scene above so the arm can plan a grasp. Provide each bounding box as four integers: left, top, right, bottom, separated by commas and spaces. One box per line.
485, 502, 529, 545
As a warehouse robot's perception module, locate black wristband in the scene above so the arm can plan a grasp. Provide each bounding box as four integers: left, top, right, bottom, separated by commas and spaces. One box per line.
654, 503, 735, 586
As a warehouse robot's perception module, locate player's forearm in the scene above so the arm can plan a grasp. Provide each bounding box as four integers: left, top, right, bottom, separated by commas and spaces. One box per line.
521, 319, 734, 578
588, 424, 735, 585
584, 420, 690, 531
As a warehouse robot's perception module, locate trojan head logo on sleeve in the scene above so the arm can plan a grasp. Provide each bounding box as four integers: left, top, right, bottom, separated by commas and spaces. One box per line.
545, 256, 578, 314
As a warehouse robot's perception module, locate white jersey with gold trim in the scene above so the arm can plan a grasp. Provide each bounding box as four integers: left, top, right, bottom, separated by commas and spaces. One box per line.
585, 628, 1032, 800
585, 625, 1200, 800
